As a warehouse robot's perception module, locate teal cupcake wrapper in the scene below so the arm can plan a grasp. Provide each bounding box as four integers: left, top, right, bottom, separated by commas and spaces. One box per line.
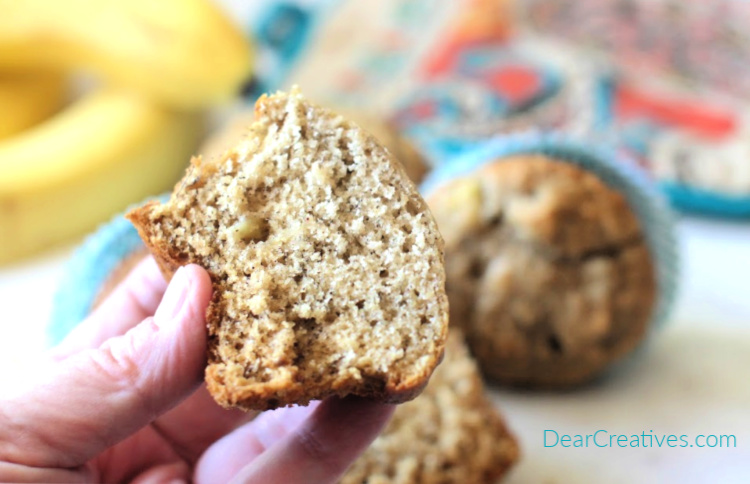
420, 132, 680, 331
661, 182, 750, 218
48, 195, 166, 346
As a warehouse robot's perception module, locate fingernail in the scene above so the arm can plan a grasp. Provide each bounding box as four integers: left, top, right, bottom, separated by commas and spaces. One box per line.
154, 266, 191, 326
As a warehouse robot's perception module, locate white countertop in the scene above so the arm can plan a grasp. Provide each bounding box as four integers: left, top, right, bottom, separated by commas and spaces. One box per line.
1, 216, 748, 482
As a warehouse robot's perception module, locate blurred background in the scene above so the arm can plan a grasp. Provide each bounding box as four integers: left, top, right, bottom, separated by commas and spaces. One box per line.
0, 0, 748, 482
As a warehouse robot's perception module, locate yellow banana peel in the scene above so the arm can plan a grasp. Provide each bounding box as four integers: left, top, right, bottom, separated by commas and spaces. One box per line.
0, 0, 252, 108
0, 89, 204, 264
0, 71, 68, 139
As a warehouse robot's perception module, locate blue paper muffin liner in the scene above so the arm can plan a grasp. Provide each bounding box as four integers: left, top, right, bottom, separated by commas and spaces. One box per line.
420, 132, 680, 331
661, 182, 750, 218
48, 195, 166, 346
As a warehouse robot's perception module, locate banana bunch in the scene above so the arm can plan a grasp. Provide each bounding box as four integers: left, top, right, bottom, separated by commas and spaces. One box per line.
0, 0, 252, 264
0, 0, 251, 108
0, 72, 68, 139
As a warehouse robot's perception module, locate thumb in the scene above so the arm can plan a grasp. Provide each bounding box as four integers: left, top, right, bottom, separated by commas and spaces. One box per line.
0, 265, 213, 469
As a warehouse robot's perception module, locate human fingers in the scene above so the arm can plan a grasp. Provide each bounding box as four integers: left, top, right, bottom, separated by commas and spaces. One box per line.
0, 461, 91, 483
197, 397, 394, 484
195, 402, 320, 484
51, 255, 249, 464
0, 265, 212, 469
130, 461, 191, 484
151, 384, 256, 464
50, 256, 167, 360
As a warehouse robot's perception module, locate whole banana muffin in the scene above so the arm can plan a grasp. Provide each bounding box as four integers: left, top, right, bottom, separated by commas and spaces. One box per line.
427, 155, 657, 388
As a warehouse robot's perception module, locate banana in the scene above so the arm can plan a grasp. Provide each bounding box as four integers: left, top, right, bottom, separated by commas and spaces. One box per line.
0, 89, 204, 264
0, 71, 68, 139
0, 0, 252, 109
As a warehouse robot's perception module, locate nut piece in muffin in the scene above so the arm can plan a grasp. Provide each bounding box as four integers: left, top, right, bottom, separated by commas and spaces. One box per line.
127, 88, 449, 410
427, 156, 656, 388
341, 331, 519, 484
